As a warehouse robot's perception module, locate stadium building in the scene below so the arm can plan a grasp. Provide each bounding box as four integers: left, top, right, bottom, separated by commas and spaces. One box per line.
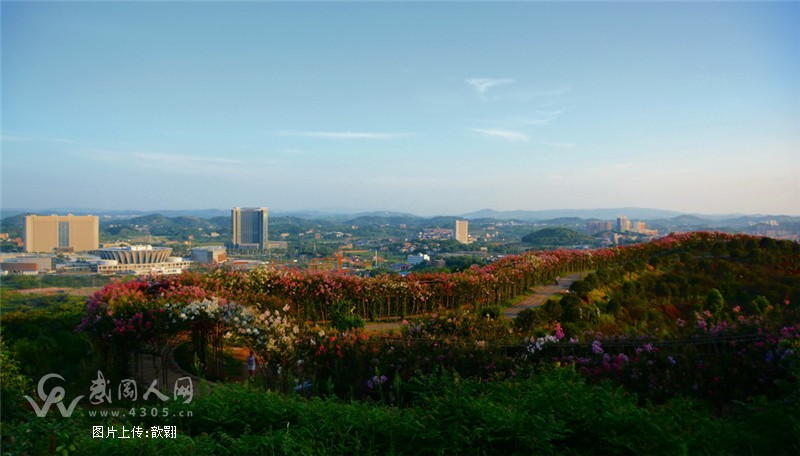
94, 245, 191, 275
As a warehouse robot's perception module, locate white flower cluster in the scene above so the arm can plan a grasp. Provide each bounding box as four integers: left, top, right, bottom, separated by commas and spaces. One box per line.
525, 334, 559, 355
220, 302, 258, 337
249, 306, 299, 354
166, 298, 300, 358
167, 298, 223, 324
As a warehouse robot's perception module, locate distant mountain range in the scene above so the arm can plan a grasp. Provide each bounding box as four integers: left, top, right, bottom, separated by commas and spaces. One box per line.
461, 208, 687, 221
1, 207, 797, 227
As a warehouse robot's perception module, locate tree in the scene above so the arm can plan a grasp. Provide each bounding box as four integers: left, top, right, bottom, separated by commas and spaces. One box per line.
749, 295, 771, 315
560, 293, 583, 323
705, 288, 725, 316
542, 298, 563, 321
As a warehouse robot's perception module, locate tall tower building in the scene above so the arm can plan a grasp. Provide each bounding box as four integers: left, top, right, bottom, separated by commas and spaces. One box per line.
455, 220, 470, 244
231, 207, 269, 250
24, 214, 99, 253
616, 216, 631, 233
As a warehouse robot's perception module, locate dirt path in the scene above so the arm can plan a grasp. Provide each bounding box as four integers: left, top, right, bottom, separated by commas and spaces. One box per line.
502, 272, 585, 319
363, 321, 405, 333
360, 272, 588, 333
132, 340, 211, 400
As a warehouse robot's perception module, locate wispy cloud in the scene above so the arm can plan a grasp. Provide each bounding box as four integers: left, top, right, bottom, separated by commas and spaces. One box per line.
483, 85, 571, 103
274, 131, 406, 140
541, 141, 577, 148
1, 134, 28, 142
76, 149, 246, 171
465, 78, 515, 94
525, 109, 566, 126
471, 128, 530, 142
131, 152, 244, 165
1, 133, 78, 144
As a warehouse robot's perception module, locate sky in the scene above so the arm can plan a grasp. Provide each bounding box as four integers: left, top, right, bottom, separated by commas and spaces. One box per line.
2, 1, 799, 216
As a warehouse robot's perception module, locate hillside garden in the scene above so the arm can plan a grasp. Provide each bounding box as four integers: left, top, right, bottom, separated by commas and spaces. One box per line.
2, 232, 799, 454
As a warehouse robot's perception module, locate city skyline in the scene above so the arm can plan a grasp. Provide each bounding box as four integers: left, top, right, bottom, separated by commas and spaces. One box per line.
2, 2, 798, 216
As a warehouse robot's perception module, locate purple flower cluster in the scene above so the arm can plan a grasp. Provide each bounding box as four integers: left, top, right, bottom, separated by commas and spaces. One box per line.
366, 374, 389, 390
591, 340, 604, 355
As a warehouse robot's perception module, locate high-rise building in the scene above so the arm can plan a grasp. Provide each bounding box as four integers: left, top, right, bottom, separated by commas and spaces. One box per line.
24, 214, 99, 253
231, 207, 269, 250
586, 220, 614, 236
616, 216, 631, 233
455, 220, 470, 244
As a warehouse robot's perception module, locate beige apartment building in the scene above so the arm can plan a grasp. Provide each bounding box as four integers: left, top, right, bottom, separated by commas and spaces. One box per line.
455, 220, 470, 244
24, 215, 99, 253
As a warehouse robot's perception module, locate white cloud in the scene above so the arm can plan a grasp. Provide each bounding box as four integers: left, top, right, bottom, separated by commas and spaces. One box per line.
465, 78, 515, 94
525, 109, 566, 126
274, 131, 405, 140
471, 128, 530, 142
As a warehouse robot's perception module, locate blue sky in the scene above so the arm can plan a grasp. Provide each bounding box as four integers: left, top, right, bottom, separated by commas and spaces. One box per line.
2, 2, 798, 216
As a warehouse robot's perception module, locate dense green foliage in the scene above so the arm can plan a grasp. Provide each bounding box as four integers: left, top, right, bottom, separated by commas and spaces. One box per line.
0, 337, 32, 421
327, 300, 366, 331
0, 290, 88, 312
521, 227, 596, 248
0, 274, 114, 291
0, 300, 95, 390
2, 369, 798, 455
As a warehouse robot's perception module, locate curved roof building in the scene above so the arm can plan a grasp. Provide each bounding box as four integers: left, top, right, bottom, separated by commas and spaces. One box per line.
96, 245, 172, 264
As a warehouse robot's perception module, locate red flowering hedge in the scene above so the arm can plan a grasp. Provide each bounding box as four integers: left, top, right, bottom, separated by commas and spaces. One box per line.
79, 232, 752, 353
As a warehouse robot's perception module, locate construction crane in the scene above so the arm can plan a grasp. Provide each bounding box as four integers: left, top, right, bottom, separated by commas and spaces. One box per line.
306, 248, 387, 272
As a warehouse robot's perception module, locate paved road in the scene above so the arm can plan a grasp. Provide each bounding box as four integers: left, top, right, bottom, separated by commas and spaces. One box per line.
503, 272, 584, 319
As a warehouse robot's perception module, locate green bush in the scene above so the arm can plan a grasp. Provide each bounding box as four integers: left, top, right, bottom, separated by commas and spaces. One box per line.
2, 367, 799, 455
479, 306, 502, 320
514, 308, 544, 331
0, 337, 32, 421
328, 301, 365, 331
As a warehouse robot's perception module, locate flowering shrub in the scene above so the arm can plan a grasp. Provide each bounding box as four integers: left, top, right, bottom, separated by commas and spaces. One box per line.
78, 279, 168, 352
541, 318, 800, 405
77, 232, 798, 400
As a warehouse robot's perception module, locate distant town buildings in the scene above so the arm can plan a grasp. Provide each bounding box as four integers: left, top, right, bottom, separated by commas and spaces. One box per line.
419, 228, 453, 241
24, 214, 99, 253
191, 246, 227, 264
231, 207, 269, 250
407, 253, 430, 265
586, 215, 658, 244
586, 220, 614, 235
455, 220, 470, 244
